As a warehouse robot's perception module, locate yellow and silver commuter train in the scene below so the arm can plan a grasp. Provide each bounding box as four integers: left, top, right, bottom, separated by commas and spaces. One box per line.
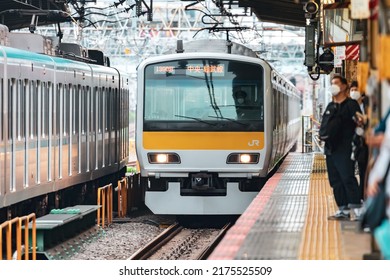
136, 39, 301, 215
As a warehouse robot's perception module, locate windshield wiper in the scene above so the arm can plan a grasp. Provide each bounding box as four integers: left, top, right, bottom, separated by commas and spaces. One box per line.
174, 114, 217, 126
207, 115, 248, 126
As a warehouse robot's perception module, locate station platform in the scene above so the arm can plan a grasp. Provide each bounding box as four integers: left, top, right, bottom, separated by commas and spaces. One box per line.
209, 152, 372, 260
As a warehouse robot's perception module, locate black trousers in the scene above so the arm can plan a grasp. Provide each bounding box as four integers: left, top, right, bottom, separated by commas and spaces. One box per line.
326, 151, 361, 208
357, 144, 369, 201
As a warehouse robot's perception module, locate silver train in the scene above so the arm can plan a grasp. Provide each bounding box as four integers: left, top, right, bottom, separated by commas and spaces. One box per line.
0, 29, 130, 220
136, 39, 301, 215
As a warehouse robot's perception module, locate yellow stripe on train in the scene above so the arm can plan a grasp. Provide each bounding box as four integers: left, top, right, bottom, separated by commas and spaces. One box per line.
143, 132, 264, 150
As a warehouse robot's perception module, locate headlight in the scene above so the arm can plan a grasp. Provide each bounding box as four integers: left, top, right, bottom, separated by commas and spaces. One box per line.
148, 153, 181, 164
227, 153, 260, 164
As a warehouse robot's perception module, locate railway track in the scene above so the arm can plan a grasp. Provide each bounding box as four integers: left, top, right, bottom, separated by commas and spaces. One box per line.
129, 222, 231, 260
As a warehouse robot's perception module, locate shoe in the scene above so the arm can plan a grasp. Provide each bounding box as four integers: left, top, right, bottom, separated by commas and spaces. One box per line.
327, 210, 350, 221
350, 208, 362, 221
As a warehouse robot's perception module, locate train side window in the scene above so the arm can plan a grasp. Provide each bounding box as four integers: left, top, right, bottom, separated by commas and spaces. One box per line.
279, 89, 283, 128
99, 87, 104, 133
81, 86, 89, 135
73, 85, 80, 135
112, 88, 117, 131
7, 78, 15, 140
17, 79, 25, 140
91, 87, 97, 133
63, 84, 69, 136
29, 80, 38, 138
41, 81, 49, 138
105, 87, 111, 132
55, 84, 62, 137
272, 85, 277, 130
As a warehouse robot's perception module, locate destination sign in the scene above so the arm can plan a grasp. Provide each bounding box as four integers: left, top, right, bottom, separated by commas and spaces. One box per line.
154, 64, 225, 76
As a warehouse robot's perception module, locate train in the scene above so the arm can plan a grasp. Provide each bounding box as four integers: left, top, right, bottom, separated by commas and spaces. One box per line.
135, 39, 301, 215
0, 25, 130, 221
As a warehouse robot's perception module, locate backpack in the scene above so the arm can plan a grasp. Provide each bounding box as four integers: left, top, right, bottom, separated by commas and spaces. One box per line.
319, 102, 342, 150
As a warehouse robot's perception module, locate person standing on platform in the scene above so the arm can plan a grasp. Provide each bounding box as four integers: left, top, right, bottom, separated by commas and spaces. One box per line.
350, 80, 369, 202
321, 75, 362, 220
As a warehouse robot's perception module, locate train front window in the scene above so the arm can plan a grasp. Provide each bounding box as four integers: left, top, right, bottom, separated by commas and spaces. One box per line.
144, 59, 264, 131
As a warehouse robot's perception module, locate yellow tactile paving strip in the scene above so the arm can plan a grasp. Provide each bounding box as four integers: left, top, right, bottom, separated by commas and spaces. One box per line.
299, 153, 344, 259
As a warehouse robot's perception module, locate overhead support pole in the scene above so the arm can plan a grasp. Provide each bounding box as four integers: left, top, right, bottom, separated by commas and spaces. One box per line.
136, 0, 153, 21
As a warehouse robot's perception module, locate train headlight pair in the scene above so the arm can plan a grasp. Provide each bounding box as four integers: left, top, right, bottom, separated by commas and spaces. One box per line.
148, 153, 181, 164
227, 153, 260, 164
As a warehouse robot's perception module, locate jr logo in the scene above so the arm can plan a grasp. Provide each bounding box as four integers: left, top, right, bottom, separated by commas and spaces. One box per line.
248, 140, 260, 146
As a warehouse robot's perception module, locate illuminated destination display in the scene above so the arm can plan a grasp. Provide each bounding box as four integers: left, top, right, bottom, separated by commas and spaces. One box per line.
187, 64, 224, 75
154, 66, 175, 74
154, 64, 225, 76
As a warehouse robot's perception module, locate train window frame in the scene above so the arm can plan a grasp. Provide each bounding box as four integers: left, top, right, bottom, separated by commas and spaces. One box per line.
41, 81, 49, 139
143, 59, 265, 132
56, 83, 62, 137
7, 78, 15, 141
81, 86, 89, 135
72, 84, 80, 135
64, 84, 70, 137
17, 79, 25, 140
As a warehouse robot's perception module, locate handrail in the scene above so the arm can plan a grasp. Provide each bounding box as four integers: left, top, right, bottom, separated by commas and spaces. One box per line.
117, 177, 128, 218
0, 214, 36, 260
97, 183, 113, 228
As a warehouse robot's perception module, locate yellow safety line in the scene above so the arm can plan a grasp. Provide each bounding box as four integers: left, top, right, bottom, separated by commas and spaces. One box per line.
299, 153, 344, 260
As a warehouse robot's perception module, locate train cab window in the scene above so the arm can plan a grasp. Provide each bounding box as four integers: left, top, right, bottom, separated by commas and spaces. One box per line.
143, 59, 264, 132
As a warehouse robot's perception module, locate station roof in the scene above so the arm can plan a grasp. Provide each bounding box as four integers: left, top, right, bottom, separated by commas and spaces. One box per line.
239, 0, 306, 27
0, 0, 68, 31
1, 0, 308, 31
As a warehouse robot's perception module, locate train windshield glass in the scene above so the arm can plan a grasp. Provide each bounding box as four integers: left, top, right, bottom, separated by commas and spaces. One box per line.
144, 59, 264, 131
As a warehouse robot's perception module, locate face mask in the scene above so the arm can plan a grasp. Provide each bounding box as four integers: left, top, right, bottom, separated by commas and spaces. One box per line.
330, 84, 341, 96
237, 98, 244, 104
350, 90, 361, 100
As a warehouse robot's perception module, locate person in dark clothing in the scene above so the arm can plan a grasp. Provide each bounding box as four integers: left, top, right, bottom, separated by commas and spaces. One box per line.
349, 80, 369, 202
233, 90, 257, 120
324, 75, 362, 220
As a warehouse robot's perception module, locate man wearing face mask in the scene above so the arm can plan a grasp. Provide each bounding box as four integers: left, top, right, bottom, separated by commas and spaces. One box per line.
324, 75, 363, 220
350, 80, 369, 114
233, 90, 252, 120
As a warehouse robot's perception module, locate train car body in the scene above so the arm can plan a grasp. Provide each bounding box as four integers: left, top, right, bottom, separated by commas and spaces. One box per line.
136, 39, 301, 215
0, 33, 130, 215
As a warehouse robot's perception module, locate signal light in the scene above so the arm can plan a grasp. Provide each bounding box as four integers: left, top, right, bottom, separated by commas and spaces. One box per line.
304, 1, 319, 15
318, 48, 334, 74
